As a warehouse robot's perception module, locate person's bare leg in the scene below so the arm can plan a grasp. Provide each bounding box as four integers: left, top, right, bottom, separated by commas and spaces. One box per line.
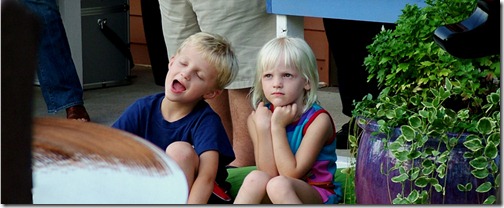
234, 170, 272, 204
228, 88, 255, 167
206, 90, 233, 145
207, 88, 255, 167
165, 142, 199, 190
266, 176, 323, 204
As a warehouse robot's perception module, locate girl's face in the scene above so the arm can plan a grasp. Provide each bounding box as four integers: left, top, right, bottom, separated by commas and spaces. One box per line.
164, 44, 220, 103
261, 56, 310, 107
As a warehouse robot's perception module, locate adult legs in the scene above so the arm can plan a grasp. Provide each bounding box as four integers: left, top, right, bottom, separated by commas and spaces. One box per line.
159, 0, 201, 58
192, 0, 275, 167
323, 18, 395, 148
206, 88, 255, 167
21, 0, 90, 121
140, 0, 169, 86
228, 89, 255, 166
204, 90, 233, 145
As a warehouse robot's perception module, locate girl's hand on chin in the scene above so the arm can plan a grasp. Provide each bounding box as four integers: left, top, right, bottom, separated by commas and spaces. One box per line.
272, 103, 298, 127
252, 102, 272, 130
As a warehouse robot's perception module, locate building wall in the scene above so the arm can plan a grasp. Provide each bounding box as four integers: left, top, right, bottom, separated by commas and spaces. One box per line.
129, 0, 149, 65
304, 17, 330, 85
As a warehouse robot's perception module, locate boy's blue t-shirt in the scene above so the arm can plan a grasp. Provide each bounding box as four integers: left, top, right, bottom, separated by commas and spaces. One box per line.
112, 92, 235, 186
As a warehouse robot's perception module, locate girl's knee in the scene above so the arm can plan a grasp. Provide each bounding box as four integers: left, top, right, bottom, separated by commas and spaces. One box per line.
266, 175, 292, 192
242, 170, 271, 187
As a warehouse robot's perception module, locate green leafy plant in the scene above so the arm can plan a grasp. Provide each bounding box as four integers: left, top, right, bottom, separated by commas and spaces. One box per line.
349, 0, 500, 204
340, 125, 359, 204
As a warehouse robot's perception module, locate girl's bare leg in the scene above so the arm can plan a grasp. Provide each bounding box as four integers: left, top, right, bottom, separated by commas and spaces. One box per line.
266, 175, 323, 204
234, 170, 272, 204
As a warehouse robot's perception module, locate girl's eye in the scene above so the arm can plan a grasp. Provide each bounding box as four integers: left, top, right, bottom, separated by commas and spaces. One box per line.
284, 73, 293, 78
263, 74, 272, 78
179, 61, 187, 66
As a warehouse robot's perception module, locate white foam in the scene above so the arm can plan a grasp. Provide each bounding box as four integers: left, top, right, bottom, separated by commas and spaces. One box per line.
32, 157, 188, 204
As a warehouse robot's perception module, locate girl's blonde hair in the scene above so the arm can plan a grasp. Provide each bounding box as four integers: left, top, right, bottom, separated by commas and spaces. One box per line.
176, 32, 239, 89
250, 36, 319, 112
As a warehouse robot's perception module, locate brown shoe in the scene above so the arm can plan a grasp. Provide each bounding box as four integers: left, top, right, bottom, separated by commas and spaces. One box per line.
66, 105, 91, 122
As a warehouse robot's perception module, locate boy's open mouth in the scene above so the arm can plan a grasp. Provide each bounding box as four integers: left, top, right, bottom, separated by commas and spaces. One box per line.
172, 79, 186, 93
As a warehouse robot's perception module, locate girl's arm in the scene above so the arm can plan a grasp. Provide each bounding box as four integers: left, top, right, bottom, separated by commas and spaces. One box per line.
187, 150, 218, 204
271, 106, 333, 178
248, 102, 278, 176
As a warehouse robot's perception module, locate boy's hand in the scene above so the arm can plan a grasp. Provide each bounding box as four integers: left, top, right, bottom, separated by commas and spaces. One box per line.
271, 103, 298, 128
251, 102, 272, 130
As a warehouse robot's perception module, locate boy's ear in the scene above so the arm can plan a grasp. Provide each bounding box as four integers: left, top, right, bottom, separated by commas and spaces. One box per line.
168, 56, 174, 69
203, 89, 223, 100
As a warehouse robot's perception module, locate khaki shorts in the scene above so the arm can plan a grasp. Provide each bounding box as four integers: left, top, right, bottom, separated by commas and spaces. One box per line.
159, 0, 277, 89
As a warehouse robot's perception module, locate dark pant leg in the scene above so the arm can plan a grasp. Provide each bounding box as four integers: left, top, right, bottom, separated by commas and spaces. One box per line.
22, 0, 85, 113
140, 0, 168, 86
323, 19, 395, 117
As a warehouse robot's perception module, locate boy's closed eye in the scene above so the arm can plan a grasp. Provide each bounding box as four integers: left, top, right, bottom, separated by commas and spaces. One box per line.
196, 71, 204, 80
177, 61, 205, 80
178, 59, 188, 66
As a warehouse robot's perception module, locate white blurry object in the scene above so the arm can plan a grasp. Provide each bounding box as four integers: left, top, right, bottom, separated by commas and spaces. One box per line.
336, 155, 353, 169
31, 117, 188, 204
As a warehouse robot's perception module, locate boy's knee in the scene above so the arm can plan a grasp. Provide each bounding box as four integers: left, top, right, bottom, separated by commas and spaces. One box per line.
165, 141, 197, 162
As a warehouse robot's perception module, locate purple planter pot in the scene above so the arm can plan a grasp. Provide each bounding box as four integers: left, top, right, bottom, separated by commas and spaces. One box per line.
355, 120, 495, 204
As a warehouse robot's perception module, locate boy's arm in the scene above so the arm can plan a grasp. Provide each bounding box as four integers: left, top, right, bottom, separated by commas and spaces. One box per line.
111, 101, 141, 134
187, 150, 219, 204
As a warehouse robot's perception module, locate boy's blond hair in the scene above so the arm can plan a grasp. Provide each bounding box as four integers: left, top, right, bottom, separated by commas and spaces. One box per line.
251, 36, 319, 112
176, 32, 239, 89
